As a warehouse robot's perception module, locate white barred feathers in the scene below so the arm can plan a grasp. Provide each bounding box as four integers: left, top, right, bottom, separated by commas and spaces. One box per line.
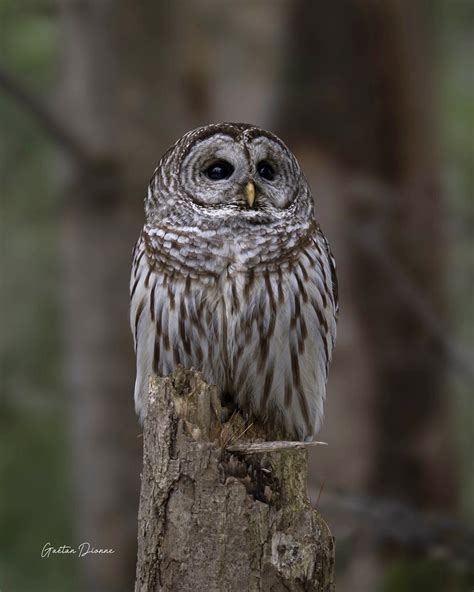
130, 123, 338, 441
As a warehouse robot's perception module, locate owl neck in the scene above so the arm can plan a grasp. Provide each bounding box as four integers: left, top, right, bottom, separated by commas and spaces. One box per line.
144, 215, 317, 277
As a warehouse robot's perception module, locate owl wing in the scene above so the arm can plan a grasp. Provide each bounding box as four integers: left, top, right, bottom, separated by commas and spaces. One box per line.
282, 226, 337, 439
130, 229, 224, 423
287, 226, 337, 439
130, 232, 156, 423
320, 229, 339, 319
229, 224, 337, 441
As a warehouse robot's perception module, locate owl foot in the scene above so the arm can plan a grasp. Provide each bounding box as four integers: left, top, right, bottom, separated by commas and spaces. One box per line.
220, 400, 238, 424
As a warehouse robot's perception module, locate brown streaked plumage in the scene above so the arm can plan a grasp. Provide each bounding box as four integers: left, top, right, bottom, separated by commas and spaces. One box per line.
130, 123, 338, 441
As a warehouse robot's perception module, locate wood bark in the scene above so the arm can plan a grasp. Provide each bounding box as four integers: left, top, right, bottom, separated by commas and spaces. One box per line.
135, 367, 335, 592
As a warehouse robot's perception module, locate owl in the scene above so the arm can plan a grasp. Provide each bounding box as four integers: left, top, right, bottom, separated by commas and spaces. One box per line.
130, 123, 338, 441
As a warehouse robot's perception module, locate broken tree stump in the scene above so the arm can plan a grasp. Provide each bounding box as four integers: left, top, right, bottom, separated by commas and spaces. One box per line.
134, 367, 335, 592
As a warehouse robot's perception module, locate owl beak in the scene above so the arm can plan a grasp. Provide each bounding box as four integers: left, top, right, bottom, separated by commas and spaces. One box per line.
244, 181, 256, 208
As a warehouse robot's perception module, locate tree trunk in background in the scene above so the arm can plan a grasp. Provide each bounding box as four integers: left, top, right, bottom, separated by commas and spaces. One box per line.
59, 3, 141, 590
277, 0, 458, 587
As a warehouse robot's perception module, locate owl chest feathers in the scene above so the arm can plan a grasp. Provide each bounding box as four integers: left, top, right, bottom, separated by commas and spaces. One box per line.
131, 226, 336, 440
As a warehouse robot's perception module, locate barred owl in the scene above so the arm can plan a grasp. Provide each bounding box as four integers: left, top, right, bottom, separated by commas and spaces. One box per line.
130, 123, 338, 441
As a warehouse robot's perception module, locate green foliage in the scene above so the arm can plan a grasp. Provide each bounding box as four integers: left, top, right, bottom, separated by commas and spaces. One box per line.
0, 2, 78, 591
381, 557, 471, 592
0, 405, 78, 592
435, 0, 474, 521
0, 0, 58, 83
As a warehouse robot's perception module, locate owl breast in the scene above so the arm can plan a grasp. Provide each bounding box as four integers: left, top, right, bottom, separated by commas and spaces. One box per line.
131, 225, 337, 441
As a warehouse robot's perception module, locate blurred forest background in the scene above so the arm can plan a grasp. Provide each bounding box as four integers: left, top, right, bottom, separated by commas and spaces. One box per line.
0, 1, 472, 591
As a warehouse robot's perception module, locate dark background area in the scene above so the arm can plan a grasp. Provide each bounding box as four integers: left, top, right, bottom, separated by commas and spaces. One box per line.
0, 1, 472, 591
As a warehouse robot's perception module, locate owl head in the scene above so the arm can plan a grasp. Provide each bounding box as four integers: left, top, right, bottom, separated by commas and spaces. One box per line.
146, 123, 313, 228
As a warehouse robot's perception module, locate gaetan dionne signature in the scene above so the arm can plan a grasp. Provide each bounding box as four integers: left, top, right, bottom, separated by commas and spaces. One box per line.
41, 542, 115, 559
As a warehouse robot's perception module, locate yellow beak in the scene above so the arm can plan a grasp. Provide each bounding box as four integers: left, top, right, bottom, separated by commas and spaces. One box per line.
244, 181, 255, 208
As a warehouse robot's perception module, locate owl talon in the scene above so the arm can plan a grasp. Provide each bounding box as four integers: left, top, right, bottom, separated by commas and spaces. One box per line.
221, 402, 237, 424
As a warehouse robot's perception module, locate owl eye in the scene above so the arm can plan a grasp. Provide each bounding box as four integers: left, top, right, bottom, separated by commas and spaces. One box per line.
204, 160, 234, 181
257, 161, 275, 181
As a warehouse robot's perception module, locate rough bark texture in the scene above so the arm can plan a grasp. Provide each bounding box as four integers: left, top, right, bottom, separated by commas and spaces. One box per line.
135, 367, 335, 592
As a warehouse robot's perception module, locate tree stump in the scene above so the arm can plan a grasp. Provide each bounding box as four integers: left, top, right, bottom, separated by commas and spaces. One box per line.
135, 367, 335, 592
